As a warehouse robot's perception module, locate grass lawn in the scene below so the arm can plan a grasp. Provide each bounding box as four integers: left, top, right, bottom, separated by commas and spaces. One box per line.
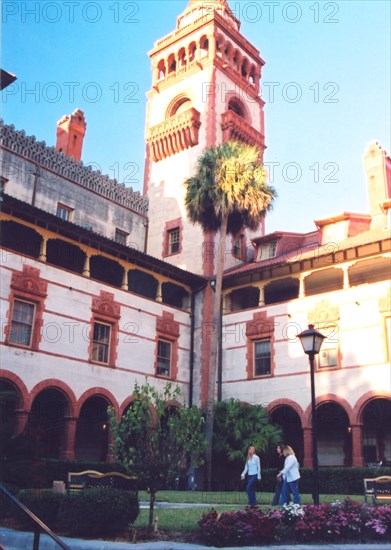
134, 491, 365, 531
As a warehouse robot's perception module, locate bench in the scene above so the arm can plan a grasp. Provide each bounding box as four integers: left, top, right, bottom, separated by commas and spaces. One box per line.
67, 470, 137, 495
363, 475, 391, 504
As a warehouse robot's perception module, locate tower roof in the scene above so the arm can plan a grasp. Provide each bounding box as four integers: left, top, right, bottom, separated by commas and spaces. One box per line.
178, 0, 240, 30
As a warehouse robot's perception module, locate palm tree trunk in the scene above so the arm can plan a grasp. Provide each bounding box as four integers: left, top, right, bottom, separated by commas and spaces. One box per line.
205, 214, 228, 487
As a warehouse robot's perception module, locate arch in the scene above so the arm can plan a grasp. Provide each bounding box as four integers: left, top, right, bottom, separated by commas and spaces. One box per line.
166, 94, 192, 119
241, 57, 249, 79
315, 401, 352, 466
157, 59, 166, 80
264, 278, 300, 305
29, 379, 76, 415
178, 47, 187, 68
215, 33, 225, 58
304, 268, 344, 296
75, 394, 113, 461
349, 257, 390, 286
268, 398, 304, 419
188, 41, 197, 62
128, 269, 158, 299
28, 387, 72, 459
353, 390, 391, 424
0, 220, 42, 258
167, 53, 177, 74
89, 255, 124, 288
77, 387, 118, 416
0, 370, 29, 408
232, 49, 242, 71
199, 35, 209, 57
225, 93, 252, 124
268, 400, 304, 464
224, 41, 233, 62
46, 238, 85, 274
302, 394, 354, 428
0, 379, 24, 442
162, 281, 189, 309
359, 396, 391, 464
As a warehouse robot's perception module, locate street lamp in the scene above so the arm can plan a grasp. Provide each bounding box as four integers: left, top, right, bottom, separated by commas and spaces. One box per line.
298, 324, 326, 505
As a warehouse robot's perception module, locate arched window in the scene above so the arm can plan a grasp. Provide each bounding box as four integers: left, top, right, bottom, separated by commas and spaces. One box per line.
228, 97, 246, 119
167, 96, 192, 118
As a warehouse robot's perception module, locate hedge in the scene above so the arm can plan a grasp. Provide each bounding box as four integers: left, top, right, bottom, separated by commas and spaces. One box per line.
10, 488, 139, 537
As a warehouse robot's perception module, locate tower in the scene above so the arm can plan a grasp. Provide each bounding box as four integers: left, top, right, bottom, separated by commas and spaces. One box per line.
56, 108, 87, 162
144, 0, 266, 276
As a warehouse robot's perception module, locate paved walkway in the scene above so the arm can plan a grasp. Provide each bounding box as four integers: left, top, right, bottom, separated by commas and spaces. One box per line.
1, 527, 390, 550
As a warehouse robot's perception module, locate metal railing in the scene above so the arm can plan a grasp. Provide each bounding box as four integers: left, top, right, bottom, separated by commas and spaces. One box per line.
0, 483, 71, 550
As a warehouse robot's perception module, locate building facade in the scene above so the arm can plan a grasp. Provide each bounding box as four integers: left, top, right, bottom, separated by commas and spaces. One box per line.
1, 0, 390, 468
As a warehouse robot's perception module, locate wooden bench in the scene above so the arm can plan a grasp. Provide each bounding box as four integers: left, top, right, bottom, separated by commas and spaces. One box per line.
363, 475, 391, 504
67, 470, 137, 495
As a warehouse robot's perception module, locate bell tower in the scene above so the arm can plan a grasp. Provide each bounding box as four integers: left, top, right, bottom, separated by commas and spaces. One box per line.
144, 0, 266, 275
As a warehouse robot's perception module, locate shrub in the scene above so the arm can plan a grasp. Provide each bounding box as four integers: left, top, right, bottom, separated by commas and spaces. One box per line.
198, 499, 391, 546
16, 489, 65, 530
58, 488, 139, 537
198, 507, 274, 547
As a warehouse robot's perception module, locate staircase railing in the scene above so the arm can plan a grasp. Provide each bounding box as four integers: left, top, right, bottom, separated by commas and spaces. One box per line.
0, 483, 71, 550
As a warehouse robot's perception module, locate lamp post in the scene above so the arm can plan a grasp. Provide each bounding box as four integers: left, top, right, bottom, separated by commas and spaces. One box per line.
298, 324, 326, 505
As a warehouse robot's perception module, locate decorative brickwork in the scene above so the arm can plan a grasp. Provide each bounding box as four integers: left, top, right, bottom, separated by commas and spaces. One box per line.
0, 120, 148, 215
221, 110, 265, 148
147, 108, 201, 162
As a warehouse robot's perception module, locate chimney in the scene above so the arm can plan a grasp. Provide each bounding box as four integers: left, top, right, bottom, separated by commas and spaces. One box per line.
56, 109, 86, 162
363, 141, 391, 229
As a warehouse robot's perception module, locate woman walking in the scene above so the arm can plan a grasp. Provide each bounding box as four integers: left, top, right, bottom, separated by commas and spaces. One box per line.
241, 444, 261, 506
272, 443, 288, 505
277, 445, 301, 505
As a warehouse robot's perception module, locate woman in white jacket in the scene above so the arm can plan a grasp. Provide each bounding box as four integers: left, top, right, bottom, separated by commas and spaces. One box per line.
241, 445, 261, 506
277, 445, 301, 505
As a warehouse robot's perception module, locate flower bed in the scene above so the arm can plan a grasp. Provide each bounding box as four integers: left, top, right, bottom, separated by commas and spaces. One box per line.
198, 499, 391, 547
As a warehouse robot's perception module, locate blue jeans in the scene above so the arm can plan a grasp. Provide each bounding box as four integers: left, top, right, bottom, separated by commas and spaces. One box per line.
245, 474, 258, 505
272, 477, 291, 505
280, 478, 301, 505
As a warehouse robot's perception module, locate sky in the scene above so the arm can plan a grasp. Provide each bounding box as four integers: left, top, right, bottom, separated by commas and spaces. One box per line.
1, 0, 390, 233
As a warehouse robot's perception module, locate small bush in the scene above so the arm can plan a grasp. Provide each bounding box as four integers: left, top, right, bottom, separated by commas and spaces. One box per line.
199, 507, 275, 547
16, 489, 65, 530
58, 488, 139, 537
198, 499, 391, 546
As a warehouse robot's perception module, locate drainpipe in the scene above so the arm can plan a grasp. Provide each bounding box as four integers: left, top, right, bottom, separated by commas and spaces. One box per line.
217, 297, 223, 402
31, 162, 40, 207
189, 281, 208, 408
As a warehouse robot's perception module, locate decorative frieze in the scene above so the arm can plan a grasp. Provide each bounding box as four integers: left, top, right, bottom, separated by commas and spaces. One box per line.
147, 108, 201, 162
0, 120, 148, 215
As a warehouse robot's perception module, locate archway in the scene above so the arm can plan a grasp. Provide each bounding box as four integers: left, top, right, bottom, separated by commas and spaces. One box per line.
317, 402, 351, 466
0, 380, 22, 459
75, 396, 110, 461
361, 398, 391, 465
28, 389, 69, 459
269, 406, 303, 465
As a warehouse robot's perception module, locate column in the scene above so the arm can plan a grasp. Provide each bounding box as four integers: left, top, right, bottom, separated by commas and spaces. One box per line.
14, 409, 29, 435
39, 236, 48, 262
258, 285, 265, 307
121, 267, 128, 290
83, 254, 91, 277
299, 275, 305, 299
156, 280, 162, 303
303, 426, 313, 467
63, 416, 77, 460
342, 265, 350, 290
351, 424, 364, 467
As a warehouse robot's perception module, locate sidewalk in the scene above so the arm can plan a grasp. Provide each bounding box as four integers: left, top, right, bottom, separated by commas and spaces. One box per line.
1, 527, 391, 550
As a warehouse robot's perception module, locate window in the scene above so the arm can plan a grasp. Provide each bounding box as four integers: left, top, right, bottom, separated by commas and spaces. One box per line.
269, 241, 277, 258
115, 229, 128, 246
157, 339, 171, 377
318, 348, 338, 368
9, 300, 35, 347
254, 339, 271, 376
168, 228, 180, 255
56, 203, 73, 221
233, 236, 243, 259
91, 322, 111, 364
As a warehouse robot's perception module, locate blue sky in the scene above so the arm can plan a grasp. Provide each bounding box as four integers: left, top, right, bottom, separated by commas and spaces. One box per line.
2, 0, 390, 233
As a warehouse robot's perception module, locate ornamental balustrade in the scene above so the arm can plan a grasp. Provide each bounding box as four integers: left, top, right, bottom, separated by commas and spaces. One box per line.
146, 107, 201, 162
221, 110, 265, 149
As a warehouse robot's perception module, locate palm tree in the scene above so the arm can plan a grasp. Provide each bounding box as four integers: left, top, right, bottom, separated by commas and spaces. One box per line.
184, 140, 277, 485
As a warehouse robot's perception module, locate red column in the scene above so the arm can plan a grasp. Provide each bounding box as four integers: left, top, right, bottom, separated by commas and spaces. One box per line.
351, 424, 364, 467
14, 409, 29, 435
303, 427, 312, 467
63, 417, 77, 460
